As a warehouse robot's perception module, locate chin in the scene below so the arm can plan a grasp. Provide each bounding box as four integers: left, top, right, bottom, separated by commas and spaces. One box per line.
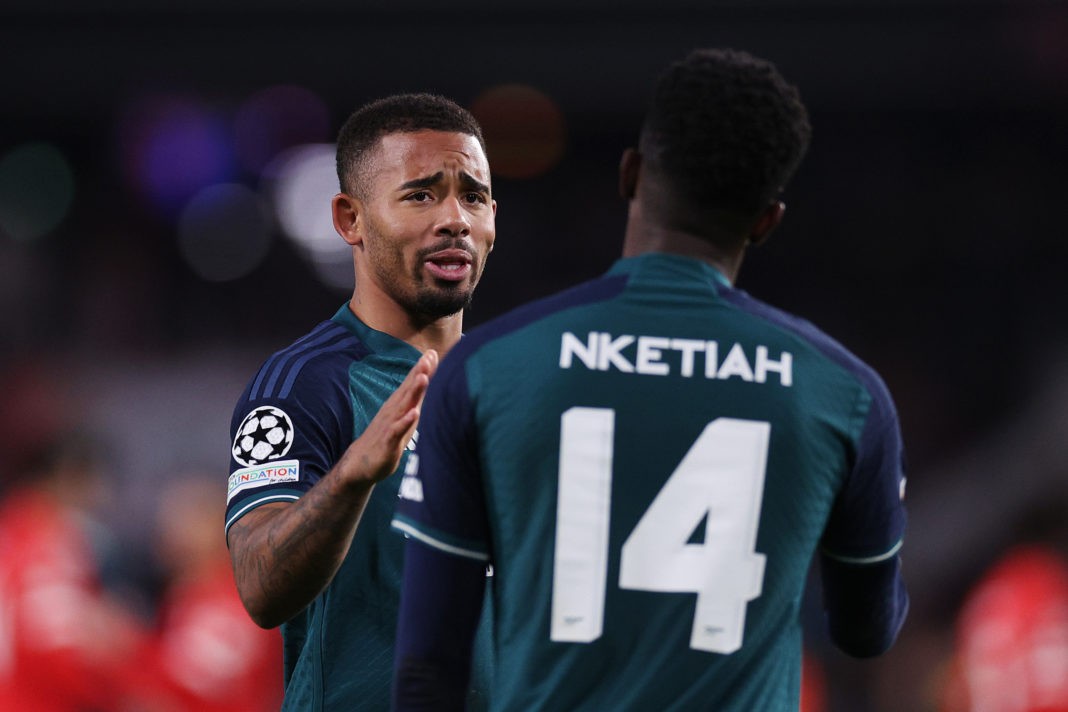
413, 287, 473, 320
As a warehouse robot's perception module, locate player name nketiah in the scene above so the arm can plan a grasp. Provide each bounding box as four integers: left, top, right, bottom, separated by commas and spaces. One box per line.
559, 331, 793, 386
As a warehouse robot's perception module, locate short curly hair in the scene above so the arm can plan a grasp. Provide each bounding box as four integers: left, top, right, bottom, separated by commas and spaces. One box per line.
640, 48, 811, 221
335, 93, 486, 197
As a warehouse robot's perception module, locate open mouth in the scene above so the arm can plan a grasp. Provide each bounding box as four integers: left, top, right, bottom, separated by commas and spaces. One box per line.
424, 248, 473, 282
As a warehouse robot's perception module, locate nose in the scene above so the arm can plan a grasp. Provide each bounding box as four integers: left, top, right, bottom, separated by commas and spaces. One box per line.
435, 196, 471, 238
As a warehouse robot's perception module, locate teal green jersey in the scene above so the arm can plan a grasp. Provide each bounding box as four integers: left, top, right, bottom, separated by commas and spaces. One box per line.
394, 253, 907, 711
226, 306, 427, 711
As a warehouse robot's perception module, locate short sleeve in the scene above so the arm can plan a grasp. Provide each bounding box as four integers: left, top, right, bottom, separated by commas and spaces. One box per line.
225, 339, 355, 535
820, 374, 908, 564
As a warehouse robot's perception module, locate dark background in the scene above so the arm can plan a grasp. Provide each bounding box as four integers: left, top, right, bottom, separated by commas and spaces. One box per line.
2, 2, 1067, 709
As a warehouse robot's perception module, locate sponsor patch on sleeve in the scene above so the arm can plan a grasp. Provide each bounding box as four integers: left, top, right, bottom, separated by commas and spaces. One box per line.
227, 460, 300, 504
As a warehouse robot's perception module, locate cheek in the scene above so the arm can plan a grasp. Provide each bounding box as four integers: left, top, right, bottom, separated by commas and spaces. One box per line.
477, 221, 497, 256
366, 212, 416, 262
387, 238, 416, 271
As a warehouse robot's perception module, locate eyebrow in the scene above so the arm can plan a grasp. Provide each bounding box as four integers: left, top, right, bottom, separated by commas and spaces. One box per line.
398, 171, 490, 195
399, 172, 444, 191
458, 171, 491, 196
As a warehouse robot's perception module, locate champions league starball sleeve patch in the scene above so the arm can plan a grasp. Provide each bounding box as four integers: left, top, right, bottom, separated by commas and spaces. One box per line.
232, 405, 296, 467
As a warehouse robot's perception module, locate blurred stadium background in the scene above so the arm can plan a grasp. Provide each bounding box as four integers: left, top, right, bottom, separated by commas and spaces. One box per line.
2, 1, 1067, 710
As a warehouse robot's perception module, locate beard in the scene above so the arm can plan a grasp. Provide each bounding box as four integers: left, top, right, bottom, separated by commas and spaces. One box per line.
408, 279, 474, 321
366, 230, 481, 323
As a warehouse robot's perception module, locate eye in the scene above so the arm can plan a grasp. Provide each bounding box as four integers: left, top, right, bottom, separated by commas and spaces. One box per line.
405, 190, 432, 203
463, 192, 488, 205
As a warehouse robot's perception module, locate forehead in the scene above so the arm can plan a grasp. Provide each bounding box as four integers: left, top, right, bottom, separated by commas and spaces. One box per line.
366, 130, 490, 188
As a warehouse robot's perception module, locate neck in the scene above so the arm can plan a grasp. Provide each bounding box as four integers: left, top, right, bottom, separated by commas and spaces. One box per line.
347, 292, 464, 357
621, 205, 745, 284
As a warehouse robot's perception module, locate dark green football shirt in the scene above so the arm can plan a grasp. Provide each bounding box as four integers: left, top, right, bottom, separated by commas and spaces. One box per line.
227, 306, 492, 711
394, 253, 906, 711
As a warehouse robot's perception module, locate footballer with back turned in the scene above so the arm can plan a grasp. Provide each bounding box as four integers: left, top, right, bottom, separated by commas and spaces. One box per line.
392, 49, 908, 711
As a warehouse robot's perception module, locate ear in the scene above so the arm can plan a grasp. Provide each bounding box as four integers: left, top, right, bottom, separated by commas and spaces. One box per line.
748, 200, 785, 246
619, 148, 640, 200
332, 192, 363, 247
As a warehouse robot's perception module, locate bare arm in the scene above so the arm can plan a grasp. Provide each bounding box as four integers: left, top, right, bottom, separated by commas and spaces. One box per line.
227, 350, 438, 629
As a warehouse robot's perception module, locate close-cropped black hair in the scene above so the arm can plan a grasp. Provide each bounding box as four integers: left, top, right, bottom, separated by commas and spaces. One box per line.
335, 93, 486, 197
640, 48, 812, 220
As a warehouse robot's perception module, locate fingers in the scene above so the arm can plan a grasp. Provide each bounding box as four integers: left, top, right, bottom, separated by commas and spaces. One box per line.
411, 348, 439, 383
392, 349, 438, 438
341, 350, 440, 485
389, 349, 439, 412
392, 406, 421, 445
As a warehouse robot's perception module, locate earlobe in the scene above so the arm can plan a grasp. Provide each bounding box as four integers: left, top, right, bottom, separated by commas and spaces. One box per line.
489, 201, 498, 252
619, 148, 640, 200
332, 193, 362, 246
749, 200, 785, 246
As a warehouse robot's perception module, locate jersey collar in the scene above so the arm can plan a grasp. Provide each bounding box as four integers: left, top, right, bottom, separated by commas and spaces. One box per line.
331, 305, 422, 362
607, 252, 733, 291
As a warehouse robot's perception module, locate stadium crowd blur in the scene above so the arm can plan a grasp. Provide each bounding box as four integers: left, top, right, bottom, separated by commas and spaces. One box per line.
1, 2, 1067, 710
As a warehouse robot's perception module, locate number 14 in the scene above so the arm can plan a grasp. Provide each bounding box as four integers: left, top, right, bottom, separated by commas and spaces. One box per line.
552, 407, 770, 654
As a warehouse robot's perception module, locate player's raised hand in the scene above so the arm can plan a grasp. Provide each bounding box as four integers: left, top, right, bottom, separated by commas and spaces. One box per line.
337, 349, 439, 487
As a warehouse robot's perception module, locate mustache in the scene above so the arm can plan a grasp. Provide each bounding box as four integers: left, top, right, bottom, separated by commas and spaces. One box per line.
416, 238, 477, 262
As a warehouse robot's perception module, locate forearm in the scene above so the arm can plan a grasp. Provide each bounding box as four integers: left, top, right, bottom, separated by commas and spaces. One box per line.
393, 540, 487, 711
820, 553, 909, 658
227, 471, 375, 629
226, 350, 437, 629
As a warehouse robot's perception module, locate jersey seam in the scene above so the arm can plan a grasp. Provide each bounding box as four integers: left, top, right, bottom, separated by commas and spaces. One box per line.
718, 291, 873, 397
392, 516, 490, 561
821, 537, 903, 564
224, 492, 302, 535
844, 384, 873, 485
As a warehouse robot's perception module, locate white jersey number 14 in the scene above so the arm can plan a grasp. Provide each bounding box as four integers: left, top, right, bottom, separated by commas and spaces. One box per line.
551, 407, 770, 654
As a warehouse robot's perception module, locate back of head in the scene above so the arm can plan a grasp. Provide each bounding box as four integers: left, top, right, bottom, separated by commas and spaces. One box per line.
335, 93, 486, 197
640, 48, 812, 231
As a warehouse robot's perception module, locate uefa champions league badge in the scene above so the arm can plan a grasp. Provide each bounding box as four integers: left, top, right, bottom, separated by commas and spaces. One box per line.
232, 405, 296, 467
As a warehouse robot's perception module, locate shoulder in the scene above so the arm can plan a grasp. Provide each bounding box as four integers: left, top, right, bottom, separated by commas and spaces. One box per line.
230, 320, 375, 442
422, 275, 628, 411
239, 320, 372, 404
721, 287, 894, 407
450, 273, 630, 367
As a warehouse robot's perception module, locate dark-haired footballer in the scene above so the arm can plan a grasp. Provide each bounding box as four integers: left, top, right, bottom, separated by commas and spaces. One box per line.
393, 49, 909, 711
224, 93, 496, 711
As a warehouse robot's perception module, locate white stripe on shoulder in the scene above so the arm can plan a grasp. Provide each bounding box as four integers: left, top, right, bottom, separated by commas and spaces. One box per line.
392, 519, 489, 562
821, 538, 903, 565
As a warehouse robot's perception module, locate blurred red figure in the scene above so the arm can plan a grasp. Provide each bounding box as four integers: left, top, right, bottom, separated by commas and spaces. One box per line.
0, 434, 151, 711
943, 544, 1068, 712
800, 652, 827, 712
144, 476, 283, 712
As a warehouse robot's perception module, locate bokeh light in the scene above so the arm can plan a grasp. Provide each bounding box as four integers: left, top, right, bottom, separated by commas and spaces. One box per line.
470, 83, 566, 179
265, 143, 352, 291
235, 85, 332, 176
176, 183, 273, 282
0, 142, 75, 241
119, 95, 236, 218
